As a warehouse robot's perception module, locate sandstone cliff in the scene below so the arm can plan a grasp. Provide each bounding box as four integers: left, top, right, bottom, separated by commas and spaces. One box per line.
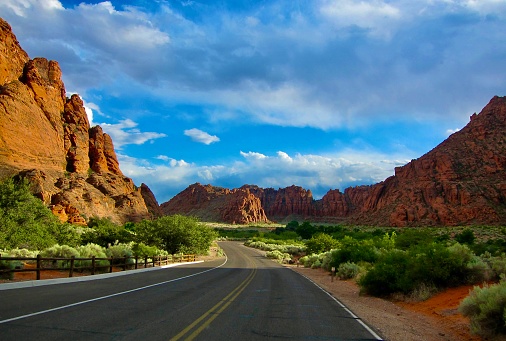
160, 183, 269, 224
162, 96, 506, 226
0, 18, 154, 224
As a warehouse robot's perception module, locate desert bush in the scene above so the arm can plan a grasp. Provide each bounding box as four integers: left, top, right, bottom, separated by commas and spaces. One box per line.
265, 250, 291, 263
40, 244, 80, 269
6, 248, 38, 258
330, 236, 379, 268
358, 249, 410, 296
0, 259, 22, 280
337, 262, 361, 280
132, 242, 164, 257
459, 278, 506, 337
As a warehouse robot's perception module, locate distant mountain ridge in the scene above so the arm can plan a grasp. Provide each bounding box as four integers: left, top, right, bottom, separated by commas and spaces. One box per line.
162, 96, 506, 226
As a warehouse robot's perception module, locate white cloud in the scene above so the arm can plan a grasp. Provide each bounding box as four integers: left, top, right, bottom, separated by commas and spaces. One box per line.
319, 0, 401, 38
100, 119, 166, 149
184, 128, 220, 145
240, 151, 267, 160
446, 128, 461, 135
120, 149, 413, 202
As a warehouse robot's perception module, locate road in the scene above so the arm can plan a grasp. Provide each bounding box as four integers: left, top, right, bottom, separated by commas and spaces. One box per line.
0, 242, 382, 340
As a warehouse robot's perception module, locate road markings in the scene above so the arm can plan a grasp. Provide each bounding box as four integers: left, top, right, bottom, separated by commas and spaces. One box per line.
0, 258, 228, 325
170, 261, 257, 340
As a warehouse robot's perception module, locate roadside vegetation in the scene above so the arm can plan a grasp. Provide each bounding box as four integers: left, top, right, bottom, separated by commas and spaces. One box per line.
0, 177, 217, 279
228, 220, 506, 338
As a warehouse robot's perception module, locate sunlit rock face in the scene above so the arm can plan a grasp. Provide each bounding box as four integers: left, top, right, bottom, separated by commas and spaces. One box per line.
0, 17, 153, 224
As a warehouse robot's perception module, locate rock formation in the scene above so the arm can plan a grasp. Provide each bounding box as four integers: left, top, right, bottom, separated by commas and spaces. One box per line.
0, 17, 155, 224
160, 183, 269, 224
162, 96, 506, 226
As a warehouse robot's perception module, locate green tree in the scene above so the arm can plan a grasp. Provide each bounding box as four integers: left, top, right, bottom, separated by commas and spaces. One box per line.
82, 217, 132, 247
0, 177, 70, 250
296, 221, 316, 239
135, 215, 217, 254
305, 233, 340, 254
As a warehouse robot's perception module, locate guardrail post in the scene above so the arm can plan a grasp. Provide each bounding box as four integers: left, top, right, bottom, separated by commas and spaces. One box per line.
91, 256, 96, 275
36, 254, 41, 280
69, 256, 75, 277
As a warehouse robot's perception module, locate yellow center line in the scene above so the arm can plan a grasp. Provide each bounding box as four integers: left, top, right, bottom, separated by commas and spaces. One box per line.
170, 261, 257, 341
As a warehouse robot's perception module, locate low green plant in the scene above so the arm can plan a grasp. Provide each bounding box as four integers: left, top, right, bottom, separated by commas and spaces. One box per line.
0, 258, 23, 280
459, 277, 506, 337
40, 244, 80, 269
337, 262, 361, 280
265, 250, 291, 263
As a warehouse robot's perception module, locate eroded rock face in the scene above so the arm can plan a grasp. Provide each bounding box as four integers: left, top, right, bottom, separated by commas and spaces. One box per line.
0, 17, 151, 224
161, 183, 269, 224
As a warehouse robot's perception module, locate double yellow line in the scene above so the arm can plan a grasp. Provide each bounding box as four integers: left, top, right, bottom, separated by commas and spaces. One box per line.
170, 267, 257, 341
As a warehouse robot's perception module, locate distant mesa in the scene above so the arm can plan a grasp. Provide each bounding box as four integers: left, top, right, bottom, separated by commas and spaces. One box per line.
0, 16, 505, 226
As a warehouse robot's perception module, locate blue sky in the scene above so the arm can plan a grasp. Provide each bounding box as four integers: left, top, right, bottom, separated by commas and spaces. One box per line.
1, 0, 505, 203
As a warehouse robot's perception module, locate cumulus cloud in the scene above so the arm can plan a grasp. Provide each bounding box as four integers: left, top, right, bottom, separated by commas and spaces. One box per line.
100, 119, 166, 149
184, 128, 220, 145
120, 149, 412, 202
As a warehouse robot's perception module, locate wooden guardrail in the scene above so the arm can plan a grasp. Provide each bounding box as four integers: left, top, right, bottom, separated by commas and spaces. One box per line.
0, 254, 197, 281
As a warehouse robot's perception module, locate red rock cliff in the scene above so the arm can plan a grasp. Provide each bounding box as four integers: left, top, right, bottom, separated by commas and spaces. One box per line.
0, 17, 154, 224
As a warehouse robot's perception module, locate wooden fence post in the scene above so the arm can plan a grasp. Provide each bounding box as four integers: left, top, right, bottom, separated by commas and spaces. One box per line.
91, 256, 96, 275
135, 256, 138, 269
36, 254, 41, 280
69, 256, 75, 277
109, 257, 113, 273
144, 255, 148, 268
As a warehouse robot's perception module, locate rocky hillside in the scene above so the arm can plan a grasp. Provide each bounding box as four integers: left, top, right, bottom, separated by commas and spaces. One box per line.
160, 183, 269, 224
0, 18, 154, 224
163, 96, 506, 226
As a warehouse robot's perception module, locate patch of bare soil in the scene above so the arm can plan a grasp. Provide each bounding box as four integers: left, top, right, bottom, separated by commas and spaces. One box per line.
290, 266, 483, 341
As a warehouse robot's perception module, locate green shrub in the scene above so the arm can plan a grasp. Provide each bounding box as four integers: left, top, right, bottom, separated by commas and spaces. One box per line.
132, 242, 162, 257
265, 250, 291, 263
337, 262, 361, 280
358, 249, 410, 296
455, 228, 475, 245
0, 259, 23, 280
459, 278, 506, 337
40, 244, 80, 269
330, 236, 378, 268
76, 243, 108, 271
305, 233, 339, 254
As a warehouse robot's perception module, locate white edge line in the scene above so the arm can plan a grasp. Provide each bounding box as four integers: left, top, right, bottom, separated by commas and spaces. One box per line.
291, 268, 384, 341
0, 257, 228, 325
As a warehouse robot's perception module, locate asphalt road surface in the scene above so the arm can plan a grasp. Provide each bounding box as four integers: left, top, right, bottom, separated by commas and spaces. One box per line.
0, 241, 382, 340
